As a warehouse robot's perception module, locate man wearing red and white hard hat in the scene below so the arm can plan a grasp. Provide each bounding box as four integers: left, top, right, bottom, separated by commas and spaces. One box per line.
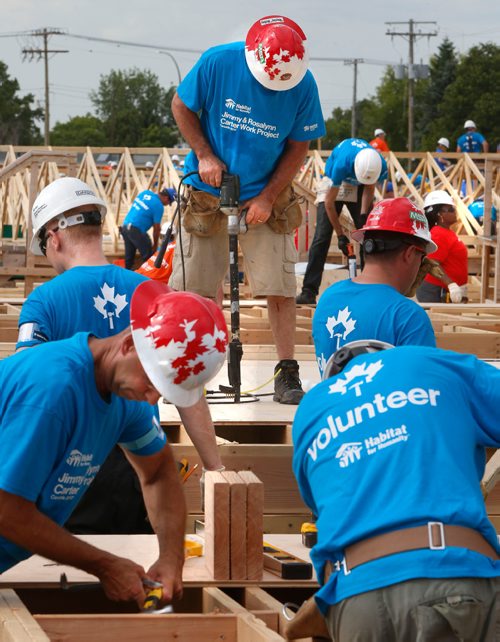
0, 279, 227, 608
170, 16, 326, 405
313, 198, 436, 378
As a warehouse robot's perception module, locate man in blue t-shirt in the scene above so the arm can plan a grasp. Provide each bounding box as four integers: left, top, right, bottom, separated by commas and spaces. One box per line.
169, 15, 326, 405
456, 119, 489, 154
296, 138, 387, 305
121, 188, 176, 269
293, 340, 500, 640
312, 198, 436, 376
18, 177, 225, 534
0, 280, 228, 608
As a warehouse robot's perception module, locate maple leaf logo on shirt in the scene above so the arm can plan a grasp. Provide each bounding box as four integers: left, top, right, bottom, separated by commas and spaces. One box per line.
328, 360, 384, 397
325, 307, 357, 350
93, 283, 129, 330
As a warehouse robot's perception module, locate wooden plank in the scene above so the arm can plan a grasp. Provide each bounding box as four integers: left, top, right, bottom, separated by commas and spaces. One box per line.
0, 590, 49, 641
204, 471, 230, 580
222, 471, 247, 580
35, 614, 237, 642
238, 471, 264, 581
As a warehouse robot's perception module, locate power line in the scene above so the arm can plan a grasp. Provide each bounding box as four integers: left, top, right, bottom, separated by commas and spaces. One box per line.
386, 19, 438, 152
22, 28, 69, 145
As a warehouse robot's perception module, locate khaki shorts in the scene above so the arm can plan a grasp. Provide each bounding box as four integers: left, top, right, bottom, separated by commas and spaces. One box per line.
169, 219, 298, 298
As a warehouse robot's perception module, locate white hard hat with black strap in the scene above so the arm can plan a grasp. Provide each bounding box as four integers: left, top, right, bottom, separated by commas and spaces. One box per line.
322, 339, 394, 381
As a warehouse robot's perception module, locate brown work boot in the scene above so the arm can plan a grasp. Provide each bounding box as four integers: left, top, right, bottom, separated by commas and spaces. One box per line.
273, 359, 305, 405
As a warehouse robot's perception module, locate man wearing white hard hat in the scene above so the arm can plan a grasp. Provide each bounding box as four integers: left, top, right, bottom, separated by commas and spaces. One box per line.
434, 137, 451, 171
456, 120, 489, 153
170, 15, 326, 404
369, 128, 390, 153
18, 177, 226, 535
1, 279, 228, 608
296, 138, 387, 305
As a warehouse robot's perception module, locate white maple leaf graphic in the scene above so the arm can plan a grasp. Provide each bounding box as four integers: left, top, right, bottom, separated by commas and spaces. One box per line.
328, 360, 384, 396
325, 307, 357, 347
93, 283, 129, 330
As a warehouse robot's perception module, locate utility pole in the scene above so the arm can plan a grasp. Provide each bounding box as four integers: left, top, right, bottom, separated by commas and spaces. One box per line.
344, 58, 363, 137
22, 28, 68, 145
385, 19, 437, 152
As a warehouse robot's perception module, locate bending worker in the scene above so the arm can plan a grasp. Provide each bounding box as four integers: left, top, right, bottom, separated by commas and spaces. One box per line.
296, 138, 387, 305
121, 187, 176, 269
312, 198, 436, 377
1, 280, 228, 607
293, 339, 500, 641
169, 15, 326, 404
17, 177, 224, 534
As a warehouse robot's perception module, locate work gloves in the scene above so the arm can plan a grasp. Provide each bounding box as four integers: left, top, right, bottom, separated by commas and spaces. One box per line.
406, 257, 446, 298
448, 282, 467, 304
337, 234, 350, 257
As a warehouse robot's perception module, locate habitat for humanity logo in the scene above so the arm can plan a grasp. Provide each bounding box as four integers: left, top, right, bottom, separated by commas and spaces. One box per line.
329, 361, 383, 397
326, 307, 356, 351
224, 97, 251, 114
93, 283, 128, 330
336, 442, 363, 467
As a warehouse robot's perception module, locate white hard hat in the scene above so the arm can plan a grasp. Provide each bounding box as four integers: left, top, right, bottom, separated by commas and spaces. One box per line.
464, 120, 476, 129
245, 15, 309, 91
145, 161, 154, 169
131, 280, 228, 408
437, 137, 450, 148
423, 190, 455, 209
354, 148, 383, 185
374, 128, 385, 136
30, 177, 106, 256
171, 154, 180, 162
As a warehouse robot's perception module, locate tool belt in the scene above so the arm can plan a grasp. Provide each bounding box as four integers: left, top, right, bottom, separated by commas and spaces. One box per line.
182, 184, 304, 238
328, 522, 499, 576
284, 523, 498, 641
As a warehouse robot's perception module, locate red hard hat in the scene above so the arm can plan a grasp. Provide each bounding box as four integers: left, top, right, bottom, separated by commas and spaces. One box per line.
131, 280, 228, 407
351, 197, 437, 253
245, 15, 309, 91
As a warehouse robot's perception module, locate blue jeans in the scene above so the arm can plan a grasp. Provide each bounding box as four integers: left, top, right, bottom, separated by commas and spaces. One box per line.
302, 187, 365, 296
120, 224, 153, 270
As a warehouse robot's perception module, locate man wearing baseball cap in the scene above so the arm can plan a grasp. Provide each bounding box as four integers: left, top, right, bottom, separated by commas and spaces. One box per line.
0, 280, 228, 607
121, 187, 177, 269
170, 15, 326, 405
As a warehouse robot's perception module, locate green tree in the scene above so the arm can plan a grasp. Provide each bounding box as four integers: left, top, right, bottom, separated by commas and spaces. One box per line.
322, 107, 352, 149
0, 61, 43, 144
51, 114, 106, 146
90, 69, 178, 146
418, 38, 459, 150
436, 43, 500, 150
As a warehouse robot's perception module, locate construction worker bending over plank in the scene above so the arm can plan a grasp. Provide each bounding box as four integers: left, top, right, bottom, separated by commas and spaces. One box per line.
17, 178, 225, 534
0, 280, 227, 606
313, 198, 436, 378
170, 15, 325, 404
293, 340, 500, 641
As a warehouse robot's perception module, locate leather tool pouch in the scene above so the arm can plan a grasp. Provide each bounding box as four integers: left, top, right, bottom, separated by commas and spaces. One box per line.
182, 188, 225, 237
267, 184, 304, 234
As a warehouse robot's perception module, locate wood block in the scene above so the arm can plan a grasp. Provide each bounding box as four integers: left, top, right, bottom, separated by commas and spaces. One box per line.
222, 470, 247, 581
238, 470, 264, 581
204, 471, 230, 580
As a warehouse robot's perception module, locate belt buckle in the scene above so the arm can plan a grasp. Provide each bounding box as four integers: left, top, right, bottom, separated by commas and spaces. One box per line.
333, 557, 351, 576
428, 521, 446, 550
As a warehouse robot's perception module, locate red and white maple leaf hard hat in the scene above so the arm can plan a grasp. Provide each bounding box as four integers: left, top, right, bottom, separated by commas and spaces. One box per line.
351, 197, 437, 254
245, 15, 309, 91
131, 280, 228, 407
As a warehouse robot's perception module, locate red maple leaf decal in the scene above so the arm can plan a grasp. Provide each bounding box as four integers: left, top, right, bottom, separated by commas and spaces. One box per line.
214, 337, 226, 353
174, 366, 192, 384
184, 337, 208, 361
192, 361, 206, 375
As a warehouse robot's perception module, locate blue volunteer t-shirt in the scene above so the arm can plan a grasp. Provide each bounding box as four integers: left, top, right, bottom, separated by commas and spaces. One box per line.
293, 346, 500, 612
325, 138, 388, 187
17, 265, 148, 349
178, 42, 326, 201
123, 190, 164, 232
313, 280, 436, 376
456, 132, 485, 153
0, 333, 166, 571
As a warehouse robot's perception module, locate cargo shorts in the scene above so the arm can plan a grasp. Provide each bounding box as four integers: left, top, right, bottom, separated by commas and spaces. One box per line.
169, 215, 298, 299
326, 576, 500, 641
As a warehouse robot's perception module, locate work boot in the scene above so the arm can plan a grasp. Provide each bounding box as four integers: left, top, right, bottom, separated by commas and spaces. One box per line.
274, 359, 305, 405
296, 289, 316, 305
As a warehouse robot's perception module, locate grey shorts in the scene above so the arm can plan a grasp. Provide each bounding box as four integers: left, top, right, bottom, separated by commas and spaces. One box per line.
169, 220, 298, 298
326, 576, 500, 641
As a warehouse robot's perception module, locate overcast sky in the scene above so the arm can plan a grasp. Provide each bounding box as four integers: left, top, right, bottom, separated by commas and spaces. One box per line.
1, 0, 499, 132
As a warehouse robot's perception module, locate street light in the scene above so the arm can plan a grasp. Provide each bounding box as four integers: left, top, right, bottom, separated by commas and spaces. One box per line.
159, 50, 182, 85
